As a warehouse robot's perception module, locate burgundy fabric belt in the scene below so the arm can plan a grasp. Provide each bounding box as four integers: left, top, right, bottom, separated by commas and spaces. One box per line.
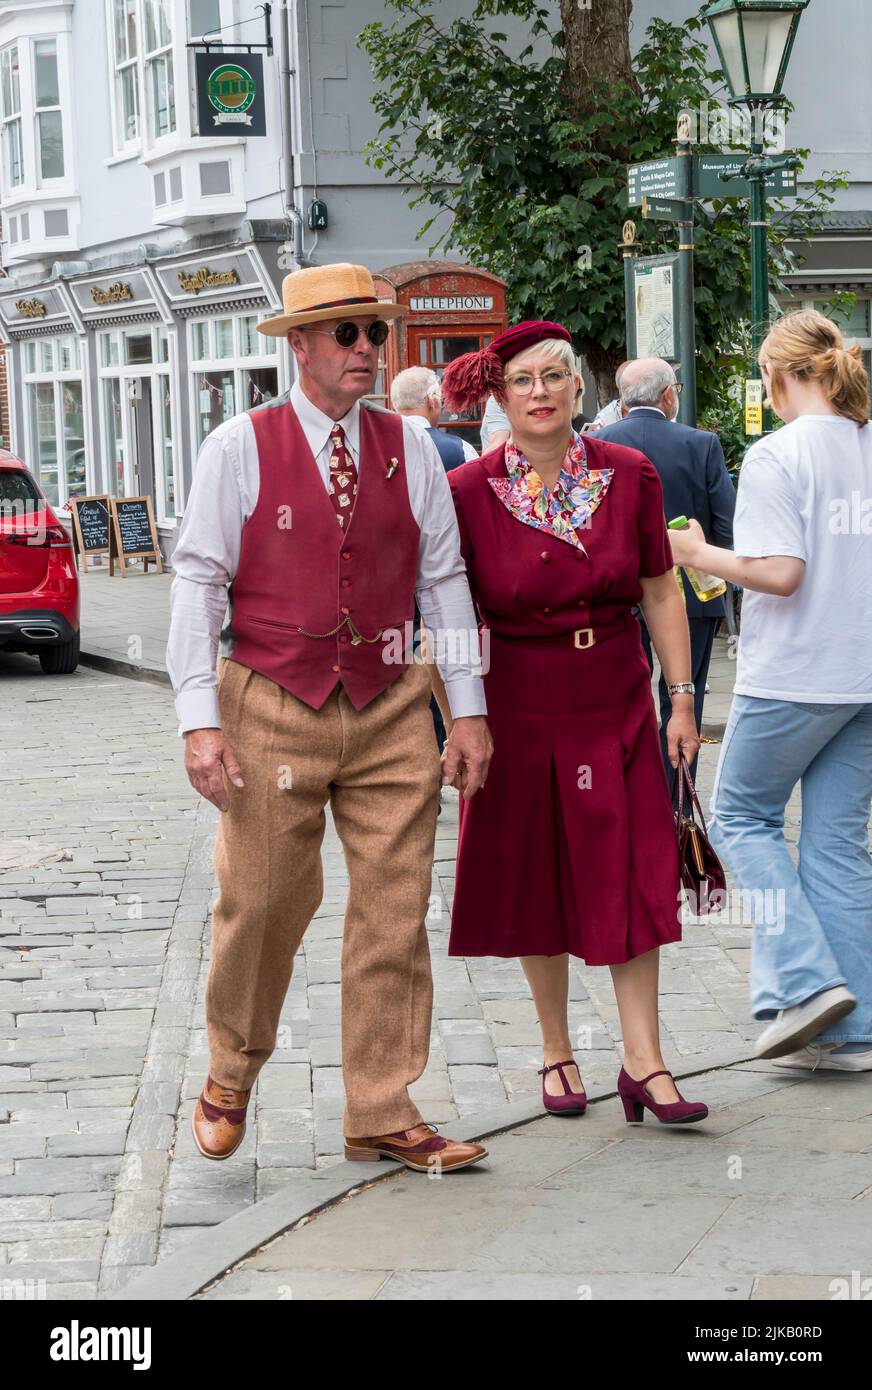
486, 612, 637, 650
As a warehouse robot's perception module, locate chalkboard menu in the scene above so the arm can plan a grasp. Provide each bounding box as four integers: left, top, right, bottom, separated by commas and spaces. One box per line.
108, 496, 163, 576
70, 495, 112, 573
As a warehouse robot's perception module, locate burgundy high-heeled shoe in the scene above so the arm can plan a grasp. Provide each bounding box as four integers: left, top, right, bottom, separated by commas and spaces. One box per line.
538, 1059, 588, 1114
617, 1066, 708, 1125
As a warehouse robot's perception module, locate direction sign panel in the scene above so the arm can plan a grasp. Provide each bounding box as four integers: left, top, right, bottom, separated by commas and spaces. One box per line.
642, 196, 692, 223
695, 155, 798, 199
627, 158, 681, 207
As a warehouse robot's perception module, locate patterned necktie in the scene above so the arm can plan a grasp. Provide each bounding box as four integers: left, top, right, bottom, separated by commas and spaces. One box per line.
327, 423, 359, 528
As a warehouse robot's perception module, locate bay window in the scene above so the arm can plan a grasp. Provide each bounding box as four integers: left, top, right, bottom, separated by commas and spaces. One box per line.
1, 45, 23, 189
145, 0, 175, 139
34, 39, 64, 180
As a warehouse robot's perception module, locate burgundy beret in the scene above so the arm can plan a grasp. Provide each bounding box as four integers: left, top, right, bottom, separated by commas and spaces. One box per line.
488, 319, 573, 365
442, 319, 573, 412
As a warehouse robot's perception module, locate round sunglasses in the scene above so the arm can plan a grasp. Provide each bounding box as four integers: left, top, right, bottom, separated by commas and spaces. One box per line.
307, 319, 391, 349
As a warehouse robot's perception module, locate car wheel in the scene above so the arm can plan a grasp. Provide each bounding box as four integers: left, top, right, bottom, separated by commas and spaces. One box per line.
38, 632, 80, 675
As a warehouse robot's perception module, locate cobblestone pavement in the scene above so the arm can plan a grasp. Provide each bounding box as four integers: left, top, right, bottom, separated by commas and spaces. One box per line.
0, 638, 813, 1298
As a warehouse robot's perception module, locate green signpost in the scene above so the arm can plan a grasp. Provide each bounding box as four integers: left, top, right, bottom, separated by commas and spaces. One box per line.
625, 132, 800, 428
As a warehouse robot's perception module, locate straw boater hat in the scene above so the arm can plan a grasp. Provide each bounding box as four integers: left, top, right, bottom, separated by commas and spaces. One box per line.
257, 262, 406, 337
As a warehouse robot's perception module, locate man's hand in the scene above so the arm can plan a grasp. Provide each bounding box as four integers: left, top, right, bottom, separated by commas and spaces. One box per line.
440, 715, 493, 801
184, 729, 245, 812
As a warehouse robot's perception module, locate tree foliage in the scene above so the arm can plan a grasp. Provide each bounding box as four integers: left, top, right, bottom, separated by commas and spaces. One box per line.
360, 0, 847, 429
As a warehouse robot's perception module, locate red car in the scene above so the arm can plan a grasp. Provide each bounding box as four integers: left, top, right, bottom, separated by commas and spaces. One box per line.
0, 449, 80, 674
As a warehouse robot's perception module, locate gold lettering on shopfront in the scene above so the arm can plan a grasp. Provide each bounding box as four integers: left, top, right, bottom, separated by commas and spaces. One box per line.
16, 299, 47, 319
90, 281, 134, 305
177, 266, 240, 295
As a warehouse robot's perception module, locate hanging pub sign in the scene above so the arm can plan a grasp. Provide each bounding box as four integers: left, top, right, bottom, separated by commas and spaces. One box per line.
195, 52, 266, 138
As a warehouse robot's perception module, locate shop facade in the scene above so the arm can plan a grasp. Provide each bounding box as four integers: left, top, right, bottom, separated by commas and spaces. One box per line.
0, 225, 287, 561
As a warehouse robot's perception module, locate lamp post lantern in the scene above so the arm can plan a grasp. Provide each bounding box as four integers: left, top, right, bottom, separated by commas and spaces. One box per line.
700, 0, 810, 403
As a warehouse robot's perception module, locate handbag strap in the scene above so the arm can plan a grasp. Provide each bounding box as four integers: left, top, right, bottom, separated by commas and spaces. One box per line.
678, 753, 710, 833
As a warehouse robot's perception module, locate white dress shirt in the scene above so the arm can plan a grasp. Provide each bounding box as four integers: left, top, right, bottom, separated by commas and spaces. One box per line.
167, 380, 487, 733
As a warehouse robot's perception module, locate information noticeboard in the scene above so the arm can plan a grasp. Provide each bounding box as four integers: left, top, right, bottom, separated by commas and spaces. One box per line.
629, 254, 681, 363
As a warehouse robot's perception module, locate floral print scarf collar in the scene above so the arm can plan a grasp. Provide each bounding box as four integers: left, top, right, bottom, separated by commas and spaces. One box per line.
488, 430, 614, 553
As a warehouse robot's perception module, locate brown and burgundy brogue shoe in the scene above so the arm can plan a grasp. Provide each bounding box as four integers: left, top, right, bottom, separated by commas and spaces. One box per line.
344, 1121, 488, 1173
191, 1074, 251, 1160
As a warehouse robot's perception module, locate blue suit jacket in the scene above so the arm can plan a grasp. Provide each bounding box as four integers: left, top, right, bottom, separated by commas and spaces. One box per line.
597, 408, 736, 618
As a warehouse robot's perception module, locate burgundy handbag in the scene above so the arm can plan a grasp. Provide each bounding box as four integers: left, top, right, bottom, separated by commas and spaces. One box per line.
672, 754, 727, 915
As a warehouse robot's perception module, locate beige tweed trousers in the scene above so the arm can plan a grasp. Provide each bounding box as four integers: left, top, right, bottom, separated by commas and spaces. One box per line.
206, 656, 442, 1137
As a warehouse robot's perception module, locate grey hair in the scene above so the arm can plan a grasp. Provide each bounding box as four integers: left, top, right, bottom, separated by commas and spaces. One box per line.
620, 360, 675, 409
390, 366, 441, 411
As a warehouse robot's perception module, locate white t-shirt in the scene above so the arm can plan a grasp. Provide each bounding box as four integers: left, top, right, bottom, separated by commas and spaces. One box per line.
733, 414, 872, 702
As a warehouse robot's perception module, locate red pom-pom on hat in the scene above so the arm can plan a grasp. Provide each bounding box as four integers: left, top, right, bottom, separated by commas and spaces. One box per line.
441, 347, 504, 414
441, 319, 573, 413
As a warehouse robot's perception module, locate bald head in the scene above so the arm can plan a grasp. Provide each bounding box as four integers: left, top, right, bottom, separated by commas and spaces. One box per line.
620, 357, 678, 411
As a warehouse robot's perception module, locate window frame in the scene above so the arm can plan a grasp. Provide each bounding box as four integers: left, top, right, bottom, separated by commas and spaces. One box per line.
1, 44, 24, 190
33, 37, 65, 183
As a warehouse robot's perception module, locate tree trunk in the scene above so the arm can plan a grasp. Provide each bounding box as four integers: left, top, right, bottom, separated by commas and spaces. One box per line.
560, 0, 640, 120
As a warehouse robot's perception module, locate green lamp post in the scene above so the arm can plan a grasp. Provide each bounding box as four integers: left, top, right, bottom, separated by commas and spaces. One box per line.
700, 0, 810, 391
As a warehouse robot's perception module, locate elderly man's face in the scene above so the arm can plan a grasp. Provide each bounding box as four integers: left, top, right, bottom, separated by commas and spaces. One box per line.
289, 316, 380, 404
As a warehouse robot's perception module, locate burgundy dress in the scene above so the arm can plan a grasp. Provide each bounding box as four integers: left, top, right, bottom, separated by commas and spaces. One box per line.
447, 432, 681, 965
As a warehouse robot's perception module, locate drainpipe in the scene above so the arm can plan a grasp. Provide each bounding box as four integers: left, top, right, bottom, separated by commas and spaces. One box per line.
279, 0, 306, 269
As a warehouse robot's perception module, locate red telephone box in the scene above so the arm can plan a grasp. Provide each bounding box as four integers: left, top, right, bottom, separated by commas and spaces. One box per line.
373, 261, 508, 450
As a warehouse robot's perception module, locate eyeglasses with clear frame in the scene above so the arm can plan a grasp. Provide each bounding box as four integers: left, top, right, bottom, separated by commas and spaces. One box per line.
503, 368, 574, 397
306, 319, 391, 349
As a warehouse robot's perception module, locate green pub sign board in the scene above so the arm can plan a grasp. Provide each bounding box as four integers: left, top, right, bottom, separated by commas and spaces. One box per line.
195, 52, 266, 138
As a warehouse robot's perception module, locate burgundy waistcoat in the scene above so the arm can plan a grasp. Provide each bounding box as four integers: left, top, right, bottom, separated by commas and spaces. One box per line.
226, 399, 420, 711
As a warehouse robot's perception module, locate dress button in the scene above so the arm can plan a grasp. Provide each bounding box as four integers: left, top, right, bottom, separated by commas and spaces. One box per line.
542, 606, 553, 615
332, 664, 340, 672
540, 550, 551, 563
341, 550, 351, 560
341, 578, 350, 587
341, 606, 350, 614
577, 599, 585, 606
339, 635, 348, 644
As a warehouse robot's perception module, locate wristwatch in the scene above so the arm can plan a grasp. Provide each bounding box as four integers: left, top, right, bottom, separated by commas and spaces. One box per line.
668, 682, 695, 697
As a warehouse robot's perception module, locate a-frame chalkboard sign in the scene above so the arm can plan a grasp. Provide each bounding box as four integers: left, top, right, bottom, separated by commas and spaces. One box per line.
108, 496, 163, 577
69, 495, 114, 575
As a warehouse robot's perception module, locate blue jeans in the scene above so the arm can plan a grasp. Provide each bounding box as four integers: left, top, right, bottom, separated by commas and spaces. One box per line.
709, 695, 872, 1042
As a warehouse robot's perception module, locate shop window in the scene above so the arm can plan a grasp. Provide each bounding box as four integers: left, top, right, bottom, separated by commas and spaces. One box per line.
62, 382, 86, 499
103, 376, 126, 497
34, 39, 64, 181
28, 382, 58, 505
124, 331, 153, 365
245, 367, 278, 411
58, 336, 80, 372
156, 376, 176, 517
213, 318, 234, 359
197, 370, 235, 446
100, 331, 121, 368
192, 320, 210, 361
157, 327, 170, 362
38, 340, 54, 373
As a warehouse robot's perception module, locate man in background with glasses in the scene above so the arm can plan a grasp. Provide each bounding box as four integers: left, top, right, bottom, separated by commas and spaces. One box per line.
598, 356, 735, 797
168, 263, 492, 1174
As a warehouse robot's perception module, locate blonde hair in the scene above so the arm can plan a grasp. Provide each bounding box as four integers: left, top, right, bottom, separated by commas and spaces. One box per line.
503, 337, 584, 414
760, 309, 870, 427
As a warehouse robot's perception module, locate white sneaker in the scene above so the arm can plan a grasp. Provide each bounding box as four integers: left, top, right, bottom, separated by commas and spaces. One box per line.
753, 986, 858, 1059
772, 1044, 872, 1072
